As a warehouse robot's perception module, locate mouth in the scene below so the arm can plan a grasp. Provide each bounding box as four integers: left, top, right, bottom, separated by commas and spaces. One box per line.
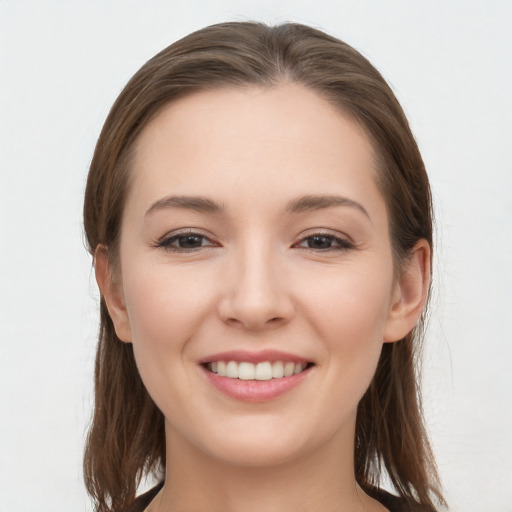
199, 350, 314, 400
203, 360, 314, 380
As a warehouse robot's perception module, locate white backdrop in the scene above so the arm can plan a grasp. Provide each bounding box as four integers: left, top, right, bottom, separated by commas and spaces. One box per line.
1, 1, 511, 511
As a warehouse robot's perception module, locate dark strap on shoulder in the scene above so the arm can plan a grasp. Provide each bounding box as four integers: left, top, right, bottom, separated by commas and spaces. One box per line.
125, 481, 164, 512
367, 487, 437, 512
372, 488, 409, 511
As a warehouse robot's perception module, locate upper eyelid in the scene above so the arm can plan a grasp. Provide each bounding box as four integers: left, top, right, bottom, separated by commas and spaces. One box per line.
159, 228, 215, 240
295, 229, 353, 243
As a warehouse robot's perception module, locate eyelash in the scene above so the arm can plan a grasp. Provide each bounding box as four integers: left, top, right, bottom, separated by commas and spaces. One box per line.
154, 230, 218, 253
154, 231, 354, 253
293, 232, 355, 252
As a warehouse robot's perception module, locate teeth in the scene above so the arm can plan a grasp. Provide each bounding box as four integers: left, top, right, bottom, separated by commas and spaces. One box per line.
207, 360, 308, 380
226, 361, 238, 378
272, 361, 284, 378
284, 362, 295, 377
255, 362, 272, 381
239, 362, 255, 380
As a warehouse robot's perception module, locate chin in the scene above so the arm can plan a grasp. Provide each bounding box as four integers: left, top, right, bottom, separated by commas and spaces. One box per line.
206, 437, 313, 469
167, 411, 353, 470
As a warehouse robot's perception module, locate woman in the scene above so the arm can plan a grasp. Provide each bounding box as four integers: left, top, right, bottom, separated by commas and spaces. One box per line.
83, 21, 446, 512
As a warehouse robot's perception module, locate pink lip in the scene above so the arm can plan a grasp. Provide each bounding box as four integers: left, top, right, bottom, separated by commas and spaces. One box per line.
199, 349, 310, 365
203, 368, 311, 401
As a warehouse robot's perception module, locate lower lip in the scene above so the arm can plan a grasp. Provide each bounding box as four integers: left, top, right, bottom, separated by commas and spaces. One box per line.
202, 366, 312, 401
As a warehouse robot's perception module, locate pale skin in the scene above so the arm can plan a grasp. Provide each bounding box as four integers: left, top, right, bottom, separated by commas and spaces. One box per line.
95, 84, 430, 512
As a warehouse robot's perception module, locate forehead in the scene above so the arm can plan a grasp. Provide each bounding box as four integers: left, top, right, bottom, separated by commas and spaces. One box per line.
128, 84, 383, 216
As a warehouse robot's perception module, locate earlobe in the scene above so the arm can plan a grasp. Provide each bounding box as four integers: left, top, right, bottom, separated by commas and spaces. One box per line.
383, 239, 431, 343
94, 245, 133, 343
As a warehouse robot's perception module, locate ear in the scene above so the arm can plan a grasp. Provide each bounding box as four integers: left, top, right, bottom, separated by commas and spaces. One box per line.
94, 245, 132, 343
383, 239, 431, 343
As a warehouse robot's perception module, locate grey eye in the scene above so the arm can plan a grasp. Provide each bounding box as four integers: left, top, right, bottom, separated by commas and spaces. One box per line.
173, 234, 206, 248
296, 233, 353, 251
306, 235, 335, 249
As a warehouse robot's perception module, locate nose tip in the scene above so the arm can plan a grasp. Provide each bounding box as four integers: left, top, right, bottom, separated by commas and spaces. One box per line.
217, 257, 294, 331
222, 309, 288, 330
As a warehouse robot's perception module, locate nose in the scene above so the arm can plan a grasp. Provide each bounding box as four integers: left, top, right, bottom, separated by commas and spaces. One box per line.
217, 246, 295, 331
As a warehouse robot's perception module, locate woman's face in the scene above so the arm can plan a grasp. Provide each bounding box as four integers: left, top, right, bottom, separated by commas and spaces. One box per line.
102, 84, 422, 468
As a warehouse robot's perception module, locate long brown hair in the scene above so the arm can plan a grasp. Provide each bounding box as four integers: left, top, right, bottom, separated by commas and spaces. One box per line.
83, 21, 446, 512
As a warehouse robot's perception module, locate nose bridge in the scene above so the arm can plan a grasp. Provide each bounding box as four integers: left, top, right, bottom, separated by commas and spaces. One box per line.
219, 237, 293, 329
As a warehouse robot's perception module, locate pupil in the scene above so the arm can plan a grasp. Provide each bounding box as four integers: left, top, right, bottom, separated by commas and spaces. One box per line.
179, 235, 202, 248
309, 236, 331, 249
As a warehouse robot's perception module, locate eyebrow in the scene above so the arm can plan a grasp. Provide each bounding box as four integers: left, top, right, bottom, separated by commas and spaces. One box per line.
144, 193, 370, 220
145, 195, 225, 217
285, 194, 370, 219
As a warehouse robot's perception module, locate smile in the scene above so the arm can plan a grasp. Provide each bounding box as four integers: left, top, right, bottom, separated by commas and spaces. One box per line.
205, 361, 309, 380
200, 350, 314, 400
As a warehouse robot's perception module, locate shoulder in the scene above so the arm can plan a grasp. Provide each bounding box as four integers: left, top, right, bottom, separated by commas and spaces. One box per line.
370, 488, 438, 512
124, 482, 164, 512
124, 483, 437, 512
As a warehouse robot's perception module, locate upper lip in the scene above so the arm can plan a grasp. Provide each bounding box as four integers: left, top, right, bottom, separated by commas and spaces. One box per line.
199, 350, 311, 365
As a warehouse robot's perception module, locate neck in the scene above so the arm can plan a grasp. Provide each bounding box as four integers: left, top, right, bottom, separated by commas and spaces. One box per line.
153, 424, 380, 512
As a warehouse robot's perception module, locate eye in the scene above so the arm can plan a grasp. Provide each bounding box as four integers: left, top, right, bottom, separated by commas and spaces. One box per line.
156, 231, 217, 251
295, 233, 354, 251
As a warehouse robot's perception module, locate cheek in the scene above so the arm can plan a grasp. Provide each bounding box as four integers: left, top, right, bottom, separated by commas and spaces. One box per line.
119, 263, 219, 419
123, 263, 212, 344
303, 262, 394, 341
120, 264, 218, 400
299, 262, 394, 391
